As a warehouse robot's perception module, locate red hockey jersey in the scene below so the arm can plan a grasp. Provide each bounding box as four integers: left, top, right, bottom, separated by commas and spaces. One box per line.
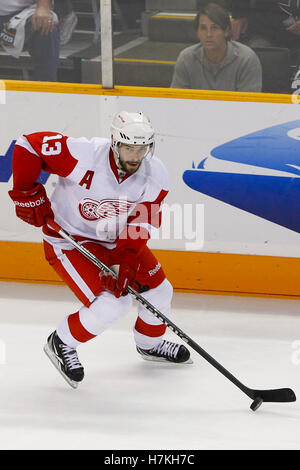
12, 132, 169, 251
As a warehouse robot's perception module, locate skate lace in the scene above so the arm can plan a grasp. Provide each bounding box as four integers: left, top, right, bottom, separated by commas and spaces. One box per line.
152, 340, 180, 358
60, 344, 82, 370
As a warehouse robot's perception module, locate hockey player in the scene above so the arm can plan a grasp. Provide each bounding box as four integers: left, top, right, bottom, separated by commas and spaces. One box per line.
8, 111, 191, 388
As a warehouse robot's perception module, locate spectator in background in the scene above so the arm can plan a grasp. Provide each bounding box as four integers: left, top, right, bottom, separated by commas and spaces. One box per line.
231, 0, 300, 53
231, 0, 300, 87
0, 0, 59, 81
116, 0, 145, 31
54, 0, 77, 46
171, 2, 262, 92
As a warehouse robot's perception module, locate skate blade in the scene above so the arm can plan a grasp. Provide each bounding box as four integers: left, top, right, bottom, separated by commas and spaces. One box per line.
43, 343, 79, 389
139, 355, 193, 364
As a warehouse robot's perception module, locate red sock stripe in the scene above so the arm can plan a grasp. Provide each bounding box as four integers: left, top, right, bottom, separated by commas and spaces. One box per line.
135, 317, 167, 338
68, 311, 96, 343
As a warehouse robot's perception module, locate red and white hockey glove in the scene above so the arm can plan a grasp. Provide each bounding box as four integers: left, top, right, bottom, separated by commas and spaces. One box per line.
101, 251, 140, 298
8, 183, 54, 227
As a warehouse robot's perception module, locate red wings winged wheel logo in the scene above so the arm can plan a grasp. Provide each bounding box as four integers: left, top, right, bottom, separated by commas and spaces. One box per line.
79, 198, 134, 221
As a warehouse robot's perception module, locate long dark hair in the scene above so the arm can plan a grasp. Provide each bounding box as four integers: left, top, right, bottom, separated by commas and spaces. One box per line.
195, 2, 232, 40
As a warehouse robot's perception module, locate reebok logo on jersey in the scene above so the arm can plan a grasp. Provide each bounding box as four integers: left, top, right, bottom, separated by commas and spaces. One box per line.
13, 196, 46, 208
148, 263, 161, 277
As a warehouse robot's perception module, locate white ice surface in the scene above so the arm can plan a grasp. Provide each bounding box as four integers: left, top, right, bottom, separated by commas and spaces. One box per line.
0, 281, 299, 450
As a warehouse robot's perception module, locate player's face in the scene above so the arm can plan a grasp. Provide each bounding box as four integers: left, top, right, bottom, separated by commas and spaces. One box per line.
118, 144, 149, 174
197, 15, 228, 52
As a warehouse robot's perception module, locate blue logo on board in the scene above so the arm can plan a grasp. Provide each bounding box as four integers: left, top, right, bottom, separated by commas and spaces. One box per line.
0, 140, 50, 184
183, 120, 300, 233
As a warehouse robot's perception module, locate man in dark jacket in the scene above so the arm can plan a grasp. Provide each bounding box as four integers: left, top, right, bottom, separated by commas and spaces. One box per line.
231, 0, 300, 54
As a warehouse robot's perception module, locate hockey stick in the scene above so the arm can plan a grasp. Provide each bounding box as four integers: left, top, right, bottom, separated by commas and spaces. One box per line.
46, 219, 296, 411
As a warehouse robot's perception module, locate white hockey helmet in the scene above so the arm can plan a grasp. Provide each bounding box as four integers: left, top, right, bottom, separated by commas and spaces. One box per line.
111, 111, 155, 158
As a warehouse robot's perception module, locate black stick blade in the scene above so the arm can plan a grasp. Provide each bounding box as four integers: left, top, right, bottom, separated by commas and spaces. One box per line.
253, 388, 296, 403
250, 397, 263, 411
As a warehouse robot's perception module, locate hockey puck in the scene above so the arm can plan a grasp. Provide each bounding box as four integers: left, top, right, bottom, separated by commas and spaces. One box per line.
250, 397, 263, 411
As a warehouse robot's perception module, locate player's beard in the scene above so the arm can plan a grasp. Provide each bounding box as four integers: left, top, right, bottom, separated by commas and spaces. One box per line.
118, 156, 142, 174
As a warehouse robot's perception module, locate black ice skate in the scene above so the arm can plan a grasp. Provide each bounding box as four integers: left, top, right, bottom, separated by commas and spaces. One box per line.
43, 331, 84, 389
137, 340, 192, 364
